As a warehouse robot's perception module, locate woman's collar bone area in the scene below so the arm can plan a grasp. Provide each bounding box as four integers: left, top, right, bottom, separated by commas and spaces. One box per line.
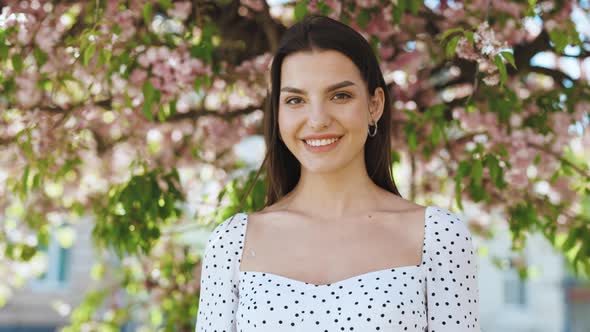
237, 204, 429, 287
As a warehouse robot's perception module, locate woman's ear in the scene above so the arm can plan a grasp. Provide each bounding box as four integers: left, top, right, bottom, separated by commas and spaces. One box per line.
369, 87, 385, 123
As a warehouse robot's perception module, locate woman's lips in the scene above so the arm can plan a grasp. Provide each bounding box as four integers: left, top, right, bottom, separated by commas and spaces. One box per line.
301, 136, 343, 153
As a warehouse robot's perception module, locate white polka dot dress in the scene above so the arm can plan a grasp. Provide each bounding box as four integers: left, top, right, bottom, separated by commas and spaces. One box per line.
195, 206, 481, 332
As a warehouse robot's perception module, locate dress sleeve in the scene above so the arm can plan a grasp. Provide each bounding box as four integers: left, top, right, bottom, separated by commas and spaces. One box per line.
195, 214, 241, 332
425, 208, 481, 332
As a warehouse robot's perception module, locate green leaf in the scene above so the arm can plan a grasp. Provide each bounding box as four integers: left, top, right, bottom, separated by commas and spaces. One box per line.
157, 105, 168, 122
11, 54, 23, 73
465, 30, 475, 46
407, 0, 420, 14
294, 0, 309, 21
158, 0, 173, 10
440, 27, 464, 43
32, 173, 41, 190
454, 181, 463, 210
548, 29, 568, 54
445, 35, 460, 58
430, 123, 441, 146
0, 43, 8, 61
83, 43, 96, 66
494, 54, 508, 86
33, 47, 48, 67
472, 158, 483, 186
0, 32, 8, 61
457, 160, 471, 177
21, 165, 30, 197
391, 0, 406, 24
526, 0, 537, 16
407, 129, 417, 152
142, 81, 157, 121
143, 3, 153, 26
485, 154, 504, 188
563, 227, 581, 252
468, 180, 485, 202
317, 0, 332, 15
357, 9, 371, 29
500, 51, 517, 69
391, 150, 401, 164
19, 245, 37, 261
98, 49, 112, 66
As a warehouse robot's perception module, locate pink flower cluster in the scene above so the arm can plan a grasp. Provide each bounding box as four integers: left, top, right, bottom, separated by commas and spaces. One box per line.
198, 117, 244, 157
307, 0, 342, 20
15, 72, 42, 108
451, 99, 589, 193
135, 46, 211, 102
102, 9, 137, 43
455, 22, 510, 86
240, 0, 265, 12
167, 1, 192, 21
234, 53, 272, 80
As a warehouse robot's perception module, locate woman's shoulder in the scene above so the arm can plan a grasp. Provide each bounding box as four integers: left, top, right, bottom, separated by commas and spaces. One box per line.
426, 205, 467, 225
425, 205, 475, 245
205, 212, 248, 248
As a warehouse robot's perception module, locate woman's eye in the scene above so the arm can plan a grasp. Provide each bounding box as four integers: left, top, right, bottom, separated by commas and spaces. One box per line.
333, 92, 351, 100
285, 97, 302, 105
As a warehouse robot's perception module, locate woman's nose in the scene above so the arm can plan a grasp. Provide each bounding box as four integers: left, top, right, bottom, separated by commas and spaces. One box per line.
308, 102, 331, 130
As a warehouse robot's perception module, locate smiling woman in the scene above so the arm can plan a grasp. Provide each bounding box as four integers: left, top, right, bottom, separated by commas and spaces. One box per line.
195, 14, 481, 332
278, 50, 384, 174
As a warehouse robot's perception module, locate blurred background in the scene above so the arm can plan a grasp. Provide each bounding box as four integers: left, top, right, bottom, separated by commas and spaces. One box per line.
0, 0, 589, 331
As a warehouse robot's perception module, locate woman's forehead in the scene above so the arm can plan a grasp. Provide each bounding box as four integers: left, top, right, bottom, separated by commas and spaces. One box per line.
280, 50, 363, 89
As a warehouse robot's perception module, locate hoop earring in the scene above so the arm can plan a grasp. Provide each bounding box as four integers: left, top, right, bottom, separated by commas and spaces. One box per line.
368, 121, 378, 137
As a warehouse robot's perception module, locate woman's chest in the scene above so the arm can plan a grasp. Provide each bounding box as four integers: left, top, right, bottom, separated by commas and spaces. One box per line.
235, 267, 427, 332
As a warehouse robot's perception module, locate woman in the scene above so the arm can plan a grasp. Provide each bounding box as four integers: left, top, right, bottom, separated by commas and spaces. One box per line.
195, 14, 480, 332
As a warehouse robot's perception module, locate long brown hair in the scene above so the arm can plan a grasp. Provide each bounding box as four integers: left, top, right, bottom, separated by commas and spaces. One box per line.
233, 14, 401, 218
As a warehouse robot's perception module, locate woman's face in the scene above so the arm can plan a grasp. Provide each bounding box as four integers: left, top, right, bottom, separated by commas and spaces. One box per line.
278, 49, 384, 174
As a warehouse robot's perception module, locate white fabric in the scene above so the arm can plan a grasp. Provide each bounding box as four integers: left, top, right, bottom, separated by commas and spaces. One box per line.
195, 205, 481, 332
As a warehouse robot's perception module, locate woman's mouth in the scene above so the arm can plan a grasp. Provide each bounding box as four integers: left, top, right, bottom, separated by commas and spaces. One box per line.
301, 136, 343, 153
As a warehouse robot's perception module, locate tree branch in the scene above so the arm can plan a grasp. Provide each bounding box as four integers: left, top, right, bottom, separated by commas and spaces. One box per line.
167, 103, 264, 122
527, 65, 576, 85
527, 142, 590, 180
254, 1, 281, 53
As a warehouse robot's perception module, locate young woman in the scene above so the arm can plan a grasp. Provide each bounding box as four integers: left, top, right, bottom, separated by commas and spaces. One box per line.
195, 15, 480, 332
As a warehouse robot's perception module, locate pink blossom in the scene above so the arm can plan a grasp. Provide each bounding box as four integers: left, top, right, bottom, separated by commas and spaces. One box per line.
156, 46, 171, 60
113, 11, 137, 42
15, 73, 42, 108
456, 37, 479, 61
149, 77, 163, 90
492, 1, 524, 18
137, 53, 150, 67
324, 0, 342, 18
167, 1, 192, 21
482, 73, 500, 86
365, 9, 395, 41
507, 171, 528, 189
356, 0, 381, 8
240, 0, 264, 12
379, 46, 395, 60
387, 51, 422, 74
146, 47, 158, 64
152, 62, 171, 78
130, 68, 148, 85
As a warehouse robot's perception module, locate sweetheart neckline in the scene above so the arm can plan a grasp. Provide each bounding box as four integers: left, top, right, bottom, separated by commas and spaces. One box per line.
239, 263, 422, 287
237, 206, 430, 287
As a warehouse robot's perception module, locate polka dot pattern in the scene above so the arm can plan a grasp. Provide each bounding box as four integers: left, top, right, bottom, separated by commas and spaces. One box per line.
195, 206, 481, 332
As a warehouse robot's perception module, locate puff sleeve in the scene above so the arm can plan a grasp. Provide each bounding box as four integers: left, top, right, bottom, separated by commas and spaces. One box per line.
424, 208, 481, 331
195, 214, 242, 332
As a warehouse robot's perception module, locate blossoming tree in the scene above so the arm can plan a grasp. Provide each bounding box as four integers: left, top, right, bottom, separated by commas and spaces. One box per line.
0, 0, 589, 330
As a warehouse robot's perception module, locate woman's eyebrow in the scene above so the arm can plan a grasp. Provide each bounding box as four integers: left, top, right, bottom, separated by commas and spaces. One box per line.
280, 80, 356, 94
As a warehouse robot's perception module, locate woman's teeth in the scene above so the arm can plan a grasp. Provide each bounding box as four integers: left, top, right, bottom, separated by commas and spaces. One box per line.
304, 137, 340, 147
